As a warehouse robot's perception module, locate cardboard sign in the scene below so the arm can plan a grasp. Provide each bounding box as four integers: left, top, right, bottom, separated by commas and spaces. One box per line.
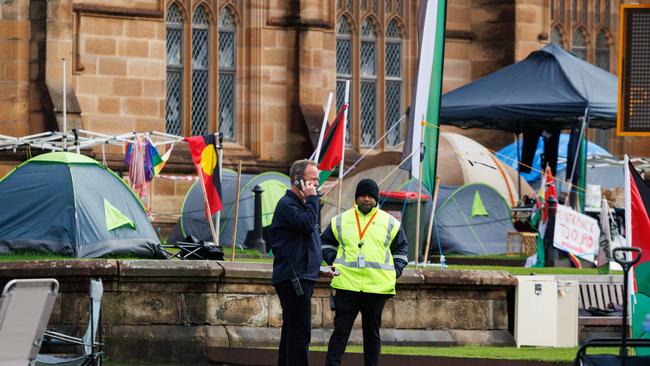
553, 205, 601, 263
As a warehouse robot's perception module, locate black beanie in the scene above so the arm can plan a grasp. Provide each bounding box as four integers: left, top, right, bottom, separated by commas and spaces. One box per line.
355, 179, 379, 201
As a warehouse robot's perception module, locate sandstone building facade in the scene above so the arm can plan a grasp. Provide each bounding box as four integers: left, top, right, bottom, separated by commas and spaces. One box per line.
0, 0, 647, 223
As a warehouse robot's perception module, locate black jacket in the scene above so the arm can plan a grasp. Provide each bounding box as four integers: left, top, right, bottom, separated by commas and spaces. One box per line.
321, 210, 408, 279
269, 190, 322, 284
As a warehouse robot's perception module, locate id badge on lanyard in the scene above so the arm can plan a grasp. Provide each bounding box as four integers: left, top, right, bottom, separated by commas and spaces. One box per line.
357, 254, 365, 268
355, 210, 377, 270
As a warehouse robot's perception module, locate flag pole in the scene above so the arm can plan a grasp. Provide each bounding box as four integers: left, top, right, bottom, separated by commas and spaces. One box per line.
415, 118, 425, 266
197, 167, 218, 244
62, 58, 67, 151
231, 160, 243, 261
337, 80, 350, 214
423, 175, 440, 264
313, 92, 334, 162
216, 132, 223, 245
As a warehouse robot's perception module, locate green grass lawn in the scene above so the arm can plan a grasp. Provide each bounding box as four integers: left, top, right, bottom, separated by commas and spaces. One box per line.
310, 345, 620, 362
0, 250, 622, 276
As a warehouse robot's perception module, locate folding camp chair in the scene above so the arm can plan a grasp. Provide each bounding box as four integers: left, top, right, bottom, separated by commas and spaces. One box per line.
36, 278, 103, 366
0, 278, 59, 366
161, 235, 224, 260
574, 248, 650, 366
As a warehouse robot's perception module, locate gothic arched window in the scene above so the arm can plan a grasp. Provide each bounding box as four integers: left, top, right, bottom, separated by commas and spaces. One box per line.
166, 4, 183, 135
551, 26, 564, 48
218, 7, 237, 141
191, 5, 209, 136
595, 31, 610, 71
360, 18, 377, 147
572, 30, 587, 61
336, 16, 353, 146
385, 20, 402, 146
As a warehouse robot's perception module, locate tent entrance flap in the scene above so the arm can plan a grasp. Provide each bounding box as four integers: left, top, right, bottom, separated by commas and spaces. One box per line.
104, 199, 136, 231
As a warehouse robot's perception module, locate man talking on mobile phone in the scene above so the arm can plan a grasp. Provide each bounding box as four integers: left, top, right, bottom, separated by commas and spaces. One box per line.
269, 159, 333, 366
321, 178, 408, 366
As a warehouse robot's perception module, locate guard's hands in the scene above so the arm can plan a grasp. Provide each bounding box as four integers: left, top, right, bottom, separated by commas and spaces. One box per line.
300, 179, 318, 197
319, 266, 338, 279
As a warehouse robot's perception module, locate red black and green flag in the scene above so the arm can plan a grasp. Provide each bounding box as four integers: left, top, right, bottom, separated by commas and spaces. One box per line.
317, 104, 348, 184
625, 156, 650, 343
185, 135, 222, 216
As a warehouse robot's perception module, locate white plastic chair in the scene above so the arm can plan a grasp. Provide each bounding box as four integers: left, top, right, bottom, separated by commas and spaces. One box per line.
0, 278, 59, 366
36, 278, 103, 366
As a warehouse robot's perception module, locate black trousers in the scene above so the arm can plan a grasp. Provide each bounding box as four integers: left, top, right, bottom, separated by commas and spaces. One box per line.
274, 279, 315, 366
325, 290, 390, 366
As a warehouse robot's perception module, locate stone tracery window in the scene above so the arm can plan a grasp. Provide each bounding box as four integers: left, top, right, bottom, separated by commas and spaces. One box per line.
335, 1, 409, 151
218, 7, 236, 141
385, 20, 402, 146
571, 30, 587, 61
595, 30, 610, 71
191, 5, 209, 136
165, 1, 239, 138
360, 18, 377, 147
165, 4, 183, 136
550, 1, 614, 67
336, 16, 353, 146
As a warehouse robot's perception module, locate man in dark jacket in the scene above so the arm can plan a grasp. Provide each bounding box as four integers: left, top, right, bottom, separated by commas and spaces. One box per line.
270, 159, 328, 366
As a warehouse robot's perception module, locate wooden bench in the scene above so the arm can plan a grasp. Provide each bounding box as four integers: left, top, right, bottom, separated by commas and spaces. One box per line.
556, 275, 624, 327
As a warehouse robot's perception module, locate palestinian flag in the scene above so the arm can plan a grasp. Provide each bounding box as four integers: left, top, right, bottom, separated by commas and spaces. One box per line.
185, 135, 222, 216
625, 156, 650, 342
317, 104, 348, 184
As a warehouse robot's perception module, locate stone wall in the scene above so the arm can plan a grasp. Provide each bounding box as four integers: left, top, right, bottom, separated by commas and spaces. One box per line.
0, 260, 516, 364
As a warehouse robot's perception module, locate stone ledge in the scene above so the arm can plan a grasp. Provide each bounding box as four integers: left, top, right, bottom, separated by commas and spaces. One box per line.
0, 259, 117, 278
217, 261, 272, 281
420, 269, 516, 287
118, 259, 223, 278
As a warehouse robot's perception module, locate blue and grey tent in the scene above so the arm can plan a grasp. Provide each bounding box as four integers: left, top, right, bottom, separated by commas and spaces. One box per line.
0, 152, 163, 258
394, 180, 513, 256
430, 184, 514, 255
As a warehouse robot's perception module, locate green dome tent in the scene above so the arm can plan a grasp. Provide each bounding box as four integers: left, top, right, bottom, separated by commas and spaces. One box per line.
169, 171, 290, 251
0, 152, 164, 258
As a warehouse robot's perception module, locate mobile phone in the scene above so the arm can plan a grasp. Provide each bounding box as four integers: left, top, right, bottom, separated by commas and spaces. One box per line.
293, 175, 305, 191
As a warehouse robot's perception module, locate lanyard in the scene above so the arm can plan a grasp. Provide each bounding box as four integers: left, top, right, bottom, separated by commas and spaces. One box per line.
354, 210, 378, 242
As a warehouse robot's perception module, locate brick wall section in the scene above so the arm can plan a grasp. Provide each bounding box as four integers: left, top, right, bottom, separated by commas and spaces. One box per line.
0, 0, 31, 136
75, 13, 165, 134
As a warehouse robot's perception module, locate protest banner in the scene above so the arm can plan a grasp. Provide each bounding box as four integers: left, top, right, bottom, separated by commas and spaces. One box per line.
553, 204, 600, 262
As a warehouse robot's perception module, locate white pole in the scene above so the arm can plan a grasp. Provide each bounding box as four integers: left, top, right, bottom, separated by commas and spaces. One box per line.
62, 58, 67, 151
414, 118, 425, 266
216, 133, 223, 245
337, 81, 350, 214
313, 92, 334, 163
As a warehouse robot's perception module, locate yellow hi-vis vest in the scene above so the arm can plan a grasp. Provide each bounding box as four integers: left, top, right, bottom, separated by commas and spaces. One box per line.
330, 206, 401, 295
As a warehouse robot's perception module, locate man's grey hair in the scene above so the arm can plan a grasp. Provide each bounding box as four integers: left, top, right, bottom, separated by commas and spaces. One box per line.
289, 159, 317, 179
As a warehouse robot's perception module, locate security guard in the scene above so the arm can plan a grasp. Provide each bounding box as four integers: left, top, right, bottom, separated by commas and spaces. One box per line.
321, 178, 408, 366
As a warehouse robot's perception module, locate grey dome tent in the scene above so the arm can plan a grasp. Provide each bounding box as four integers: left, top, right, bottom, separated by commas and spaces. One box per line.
432, 184, 513, 255
169, 171, 290, 250
0, 152, 163, 258
395, 181, 513, 256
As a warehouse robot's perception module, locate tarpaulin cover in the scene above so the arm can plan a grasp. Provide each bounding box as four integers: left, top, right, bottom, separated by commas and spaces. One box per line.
440, 44, 618, 131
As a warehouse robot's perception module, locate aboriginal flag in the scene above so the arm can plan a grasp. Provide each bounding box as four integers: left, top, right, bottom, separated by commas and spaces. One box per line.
185, 135, 222, 215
